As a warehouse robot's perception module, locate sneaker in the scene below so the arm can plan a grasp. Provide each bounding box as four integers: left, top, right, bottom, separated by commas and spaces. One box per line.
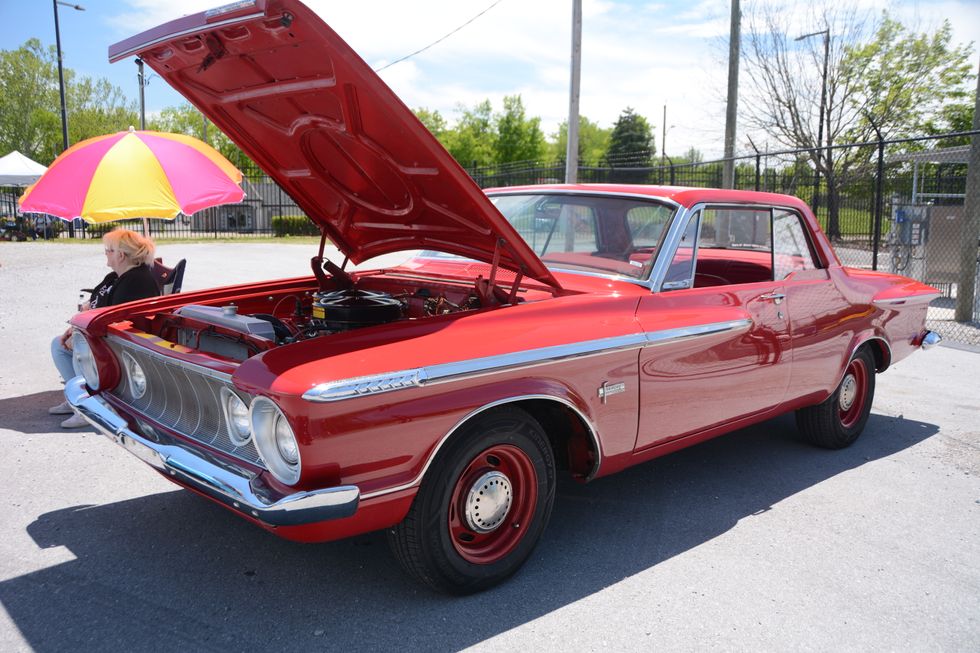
60, 413, 88, 429
49, 400, 73, 415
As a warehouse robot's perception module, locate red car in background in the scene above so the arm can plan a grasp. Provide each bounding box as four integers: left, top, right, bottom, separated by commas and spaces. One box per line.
66, 0, 940, 593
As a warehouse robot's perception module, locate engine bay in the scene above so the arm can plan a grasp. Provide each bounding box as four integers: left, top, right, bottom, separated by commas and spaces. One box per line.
125, 268, 556, 362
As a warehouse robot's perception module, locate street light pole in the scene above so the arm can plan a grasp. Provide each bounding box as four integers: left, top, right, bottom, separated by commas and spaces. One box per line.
136, 58, 146, 130
53, 1, 85, 153
565, 0, 582, 184
796, 28, 829, 215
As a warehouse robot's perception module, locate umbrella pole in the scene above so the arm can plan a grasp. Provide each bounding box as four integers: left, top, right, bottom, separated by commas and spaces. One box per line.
142, 217, 149, 237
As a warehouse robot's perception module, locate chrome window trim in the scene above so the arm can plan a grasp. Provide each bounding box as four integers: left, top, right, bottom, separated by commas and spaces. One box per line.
485, 188, 682, 210
303, 318, 752, 403
360, 394, 603, 500
648, 205, 698, 291
107, 335, 234, 383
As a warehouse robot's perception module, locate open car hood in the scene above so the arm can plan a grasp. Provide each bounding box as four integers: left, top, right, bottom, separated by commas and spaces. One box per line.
109, 0, 559, 289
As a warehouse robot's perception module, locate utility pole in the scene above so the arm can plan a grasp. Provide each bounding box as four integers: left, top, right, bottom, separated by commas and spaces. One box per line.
565, 0, 582, 184
955, 56, 980, 322
722, 0, 740, 189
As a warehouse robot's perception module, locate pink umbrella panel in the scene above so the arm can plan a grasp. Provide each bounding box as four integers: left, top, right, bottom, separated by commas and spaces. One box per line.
18, 129, 244, 222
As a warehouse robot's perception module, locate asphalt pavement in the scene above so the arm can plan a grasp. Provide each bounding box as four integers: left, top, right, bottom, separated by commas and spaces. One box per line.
1, 241, 978, 652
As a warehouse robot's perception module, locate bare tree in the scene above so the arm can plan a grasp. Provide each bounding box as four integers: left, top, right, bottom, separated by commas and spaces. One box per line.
741, 0, 974, 240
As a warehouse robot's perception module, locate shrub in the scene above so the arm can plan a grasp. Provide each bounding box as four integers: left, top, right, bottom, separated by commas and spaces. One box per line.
272, 215, 318, 237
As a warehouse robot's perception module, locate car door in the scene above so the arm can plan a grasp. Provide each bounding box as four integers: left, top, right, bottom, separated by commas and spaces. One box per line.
633, 205, 793, 451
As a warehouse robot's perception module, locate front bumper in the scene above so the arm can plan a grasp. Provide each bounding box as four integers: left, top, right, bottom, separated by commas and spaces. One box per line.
65, 377, 360, 527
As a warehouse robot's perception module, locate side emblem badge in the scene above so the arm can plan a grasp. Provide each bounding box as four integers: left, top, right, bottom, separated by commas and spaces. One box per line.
598, 381, 626, 404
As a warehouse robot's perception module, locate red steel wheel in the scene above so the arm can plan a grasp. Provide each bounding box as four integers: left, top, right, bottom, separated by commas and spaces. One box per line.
838, 355, 870, 429
448, 444, 538, 564
387, 406, 556, 594
796, 347, 877, 449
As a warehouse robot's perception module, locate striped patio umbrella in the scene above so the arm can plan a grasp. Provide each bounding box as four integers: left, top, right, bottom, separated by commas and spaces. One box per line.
19, 128, 244, 223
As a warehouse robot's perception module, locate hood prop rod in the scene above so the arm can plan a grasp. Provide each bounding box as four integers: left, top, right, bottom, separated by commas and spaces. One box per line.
311, 229, 354, 290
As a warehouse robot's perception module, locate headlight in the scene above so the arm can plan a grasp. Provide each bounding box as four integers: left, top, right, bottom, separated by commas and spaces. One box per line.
221, 388, 251, 445
275, 415, 299, 464
70, 330, 100, 390
122, 351, 146, 399
250, 397, 300, 485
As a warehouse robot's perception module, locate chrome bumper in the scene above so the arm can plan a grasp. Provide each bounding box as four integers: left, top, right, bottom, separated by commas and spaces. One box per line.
920, 331, 942, 350
65, 377, 360, 527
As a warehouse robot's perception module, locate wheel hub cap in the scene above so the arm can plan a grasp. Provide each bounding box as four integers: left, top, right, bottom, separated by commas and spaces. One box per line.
839, 374, 857, 411
464, 471, 512, 533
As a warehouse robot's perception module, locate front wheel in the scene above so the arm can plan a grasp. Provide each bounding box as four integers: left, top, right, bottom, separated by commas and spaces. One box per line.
387, 407, 556, 594
796, 348, 876, 449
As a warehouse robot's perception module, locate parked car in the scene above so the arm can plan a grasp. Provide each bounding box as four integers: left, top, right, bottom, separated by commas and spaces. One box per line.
68, 0, 940, 594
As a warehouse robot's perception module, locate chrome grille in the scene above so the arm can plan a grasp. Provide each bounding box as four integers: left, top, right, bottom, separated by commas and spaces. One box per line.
107, 337, 264, 467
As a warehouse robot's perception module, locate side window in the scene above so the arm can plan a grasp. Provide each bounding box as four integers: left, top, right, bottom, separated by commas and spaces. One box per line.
662, 211, 700, 289
772, 209, 817, 280
664, 206, 777, 290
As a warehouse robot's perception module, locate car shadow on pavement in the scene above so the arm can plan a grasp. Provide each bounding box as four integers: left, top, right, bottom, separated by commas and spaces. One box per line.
0, 390, 88, 434
0, 411, 937, 652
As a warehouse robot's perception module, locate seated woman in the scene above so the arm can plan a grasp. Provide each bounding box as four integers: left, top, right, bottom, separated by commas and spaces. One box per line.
49, 229, 161, 428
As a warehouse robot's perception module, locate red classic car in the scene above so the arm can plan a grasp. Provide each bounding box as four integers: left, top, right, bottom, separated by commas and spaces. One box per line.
66, 0, 940, 594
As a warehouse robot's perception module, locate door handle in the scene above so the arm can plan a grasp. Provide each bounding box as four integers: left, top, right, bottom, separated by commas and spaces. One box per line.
760, 292, 785, 305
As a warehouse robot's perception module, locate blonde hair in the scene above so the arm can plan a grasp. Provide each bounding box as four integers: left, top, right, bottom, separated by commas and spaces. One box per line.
104, 229, 155, 266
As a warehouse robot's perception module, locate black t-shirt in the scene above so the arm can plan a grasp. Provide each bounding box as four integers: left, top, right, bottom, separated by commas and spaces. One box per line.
89, 264, 161, 308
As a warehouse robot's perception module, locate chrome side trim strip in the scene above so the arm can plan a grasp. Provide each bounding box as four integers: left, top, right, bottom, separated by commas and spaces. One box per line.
643, 319, 752, 345
303, 319, 752, 403
66, 377, 359, 526
303, 333, 646, 402
360, 395, 602, 500
872, 293, 939, 307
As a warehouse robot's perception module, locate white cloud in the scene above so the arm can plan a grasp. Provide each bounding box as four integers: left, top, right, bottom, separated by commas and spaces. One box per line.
112, 0, 977, 159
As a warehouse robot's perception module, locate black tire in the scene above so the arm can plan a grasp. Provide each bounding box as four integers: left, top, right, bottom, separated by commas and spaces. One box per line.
796, 347, 876, 449
387, 406, 556, 594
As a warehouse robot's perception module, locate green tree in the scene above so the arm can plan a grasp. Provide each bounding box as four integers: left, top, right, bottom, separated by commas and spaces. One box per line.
548, 116, 612, 164
0, 39, 137, 164
413, 107, 448, 142
149, 104, 247, 165
0, 39, 60, 162
605, 108, 655, 167
443, 100, 495, 168
493, 95, 545, 164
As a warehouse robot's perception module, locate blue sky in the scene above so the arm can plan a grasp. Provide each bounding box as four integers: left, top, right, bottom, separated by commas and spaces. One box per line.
2, 0, 977, 157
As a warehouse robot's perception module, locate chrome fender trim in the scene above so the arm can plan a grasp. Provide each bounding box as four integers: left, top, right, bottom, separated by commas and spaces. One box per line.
303, 319, 752, 403
65, 377, 359, 527
360, 394, 602, 500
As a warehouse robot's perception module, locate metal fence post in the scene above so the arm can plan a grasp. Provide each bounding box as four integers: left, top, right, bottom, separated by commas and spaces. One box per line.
872, 133, 885, 271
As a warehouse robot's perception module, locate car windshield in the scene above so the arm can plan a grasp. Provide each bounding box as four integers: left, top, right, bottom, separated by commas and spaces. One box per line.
488, 193, 677, 280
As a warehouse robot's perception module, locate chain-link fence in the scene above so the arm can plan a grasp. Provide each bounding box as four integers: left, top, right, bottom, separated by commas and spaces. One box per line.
468, 131, 980, 345
4, 131, 976, 344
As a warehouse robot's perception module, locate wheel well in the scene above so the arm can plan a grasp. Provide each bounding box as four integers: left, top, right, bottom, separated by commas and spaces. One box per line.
496, 399, 598, 481
861, 338, 891, 372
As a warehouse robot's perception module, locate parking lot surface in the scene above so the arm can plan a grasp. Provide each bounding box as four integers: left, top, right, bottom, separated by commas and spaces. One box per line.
1, 241, 978, 652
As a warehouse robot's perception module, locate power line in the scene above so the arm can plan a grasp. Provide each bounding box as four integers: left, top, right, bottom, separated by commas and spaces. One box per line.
374, 0, 507, 73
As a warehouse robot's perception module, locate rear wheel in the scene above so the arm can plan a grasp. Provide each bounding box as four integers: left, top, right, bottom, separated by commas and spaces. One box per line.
796, 348, 876, 449
387, 407, 556, 594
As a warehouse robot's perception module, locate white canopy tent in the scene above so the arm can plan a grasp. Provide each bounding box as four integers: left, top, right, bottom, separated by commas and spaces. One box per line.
0, 151, 47, 186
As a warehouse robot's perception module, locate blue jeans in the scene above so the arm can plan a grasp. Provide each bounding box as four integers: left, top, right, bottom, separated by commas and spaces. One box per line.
51, 335, 79, 383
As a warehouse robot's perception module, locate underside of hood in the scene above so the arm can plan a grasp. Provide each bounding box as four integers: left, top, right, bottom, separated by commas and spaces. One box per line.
109, 0, 559, 288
